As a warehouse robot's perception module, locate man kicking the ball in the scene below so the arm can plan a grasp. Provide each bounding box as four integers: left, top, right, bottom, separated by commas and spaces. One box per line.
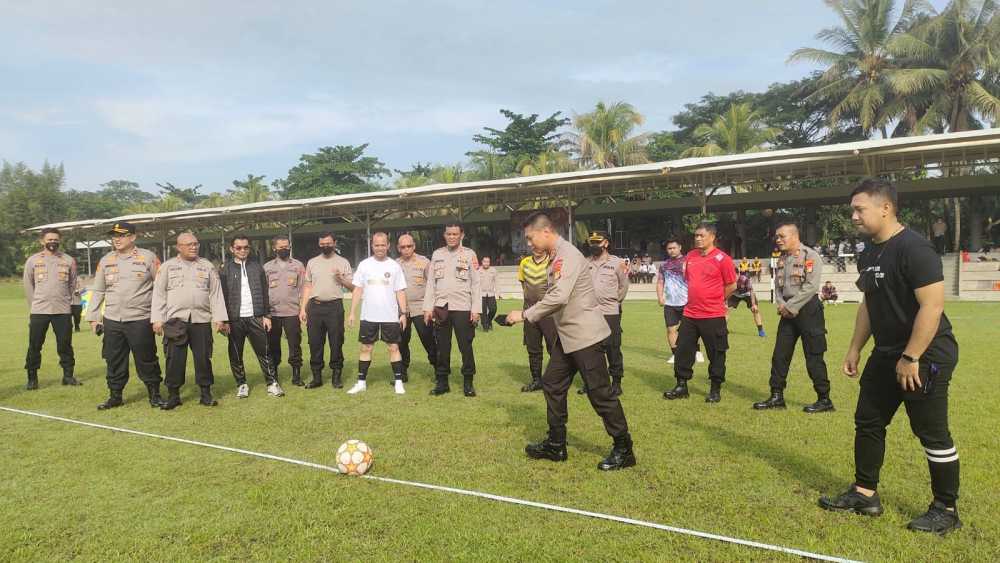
346, 232, 409, 395
503, 212, 635, 471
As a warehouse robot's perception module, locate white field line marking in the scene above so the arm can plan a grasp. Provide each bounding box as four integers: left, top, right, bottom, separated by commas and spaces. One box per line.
1, 406, 861, 563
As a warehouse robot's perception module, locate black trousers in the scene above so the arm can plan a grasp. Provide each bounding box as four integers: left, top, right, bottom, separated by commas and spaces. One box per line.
933, 235, 946, 255
306, 299, 345, 376
673, 316, 728, 384
769, 296, 830, 396
268, 315, 303, 369
228, 317, 277, 385
71, 305, 82, 330
854, 351, 960, 506
542, 339, 629, 441
481, 296, 497, 330
164, 322, 215, 389
102, 319, 162, 391
601, 314, 624, 378
524, 315, 557, 380
25, 313, 75, 372
434, 309, 476, 379
400, 314, 437, 376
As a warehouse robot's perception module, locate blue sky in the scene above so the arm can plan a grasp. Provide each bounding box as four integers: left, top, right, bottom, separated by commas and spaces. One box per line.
0, 1, 948, 194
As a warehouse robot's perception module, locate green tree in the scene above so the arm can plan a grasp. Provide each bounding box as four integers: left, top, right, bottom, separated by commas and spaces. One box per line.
645, 131, 689, 161
789, 0, 930, 137
682, 103, 780, 157
671, 91, 760, 146
467, 150, 515, 181
228, 173, 271, 204
757, 73, 867, 147
470, 109, 570, 163
517, 149, 577, 176
0, 161, 69, 276
279, 144, 389, 199
155, 182, 206, 207
568, 101, 650, 168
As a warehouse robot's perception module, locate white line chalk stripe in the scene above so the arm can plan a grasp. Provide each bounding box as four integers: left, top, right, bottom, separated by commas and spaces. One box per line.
1, 405, 861, 563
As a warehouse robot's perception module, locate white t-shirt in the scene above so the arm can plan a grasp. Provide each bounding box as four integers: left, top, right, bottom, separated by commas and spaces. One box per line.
352, 256, 407, 322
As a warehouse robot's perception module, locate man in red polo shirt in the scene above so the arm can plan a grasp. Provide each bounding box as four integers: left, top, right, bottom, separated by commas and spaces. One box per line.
664, 222, 737, 403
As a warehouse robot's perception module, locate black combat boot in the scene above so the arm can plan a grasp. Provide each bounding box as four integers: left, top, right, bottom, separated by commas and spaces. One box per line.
609, 376, 623, 398
463, 376, 476, 397
525, 429, 568, 462
25, 370, 39, 391
62, 369, 82, 386
819, 486, 883, 516
290, 367, 303, 387
199, 386, 218, 407
804, 396, 835, 414
161, 387, 182, 410
331, 370, 343, 389
97, 389, 124, 410
705, 383, 722, 403
429, 377, 450, 396
663, 381, 689, 400
146, 383, 166, 408
753, 391, 786, 410
521, 378, 543, 392
304, 372, 323, 389
598, 433, 636, 471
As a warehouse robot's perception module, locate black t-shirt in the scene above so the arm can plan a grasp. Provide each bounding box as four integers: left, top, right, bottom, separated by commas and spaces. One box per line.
857, 227, 958, 363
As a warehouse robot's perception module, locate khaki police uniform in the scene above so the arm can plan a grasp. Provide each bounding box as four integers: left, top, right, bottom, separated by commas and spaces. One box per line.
524, 237, 629, 443
303, 253, 353, 383
479, 265, 498, 331
151, 256, 228, 390
771, 245, 830, 398
589, 250, 629, 382
264, 256, 306, 374
424, 245, 481, 391
23, 250, 78, 378
397, 254, 437, 378
88, 247, 164, 392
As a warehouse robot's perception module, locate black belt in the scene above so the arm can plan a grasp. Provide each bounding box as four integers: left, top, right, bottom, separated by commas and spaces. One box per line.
310, 298, 342, 304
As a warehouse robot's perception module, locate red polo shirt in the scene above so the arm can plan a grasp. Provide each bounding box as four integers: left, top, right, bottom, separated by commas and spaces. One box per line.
683, 247, 737, 319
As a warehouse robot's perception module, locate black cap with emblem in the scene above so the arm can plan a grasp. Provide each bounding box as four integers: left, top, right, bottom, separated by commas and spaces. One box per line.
107, 222, 137, 236
587, 230, 610, 244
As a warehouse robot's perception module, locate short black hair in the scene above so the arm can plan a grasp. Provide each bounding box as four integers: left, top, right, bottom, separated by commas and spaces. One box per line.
521, 211, 553, 230
371, 231, 389, 241
694, 222, 717, 235
443, 223, 464, 232
40, 228, 61, 237
775, 220, 799, 232
663, 238, 681, 247
318, 231, 336, 241
229, 233, 250, 246
850, 177, 898, 211
271, 235, 290, 245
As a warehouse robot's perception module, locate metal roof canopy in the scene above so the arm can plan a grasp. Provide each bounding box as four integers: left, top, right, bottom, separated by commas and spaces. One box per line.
29, 128, 1000, 238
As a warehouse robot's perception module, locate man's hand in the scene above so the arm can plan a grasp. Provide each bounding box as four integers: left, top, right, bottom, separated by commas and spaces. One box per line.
505, 310, 524, 325
152, 322, 163, 336
896, 358, 921, 392
423, 311, 433, 325
299, 309, 307, 324
751, 304, 759, 314
470, 312, 480, 324
399, 314, 408, 330
658, 296, 666, 307
843, 347, 861, 378
347, 313, 356, 329
262, 317, 272, 332
90, 321, 102, 334
214, 321, 226, 333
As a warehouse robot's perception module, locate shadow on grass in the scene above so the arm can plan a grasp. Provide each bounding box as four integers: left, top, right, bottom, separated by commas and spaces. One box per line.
492, 388, 610, 458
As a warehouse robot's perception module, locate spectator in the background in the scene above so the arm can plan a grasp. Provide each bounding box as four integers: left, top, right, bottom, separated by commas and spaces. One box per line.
751, 257, 763, 282
932, 218, 948, 255
71, 275, 85, 332
821, 281, 839, 304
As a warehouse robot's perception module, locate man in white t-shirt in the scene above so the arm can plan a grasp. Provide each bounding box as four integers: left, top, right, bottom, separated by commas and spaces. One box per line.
347, 232, 409, 394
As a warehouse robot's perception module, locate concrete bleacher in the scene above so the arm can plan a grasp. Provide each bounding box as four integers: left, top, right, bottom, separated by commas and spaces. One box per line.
959, 258, 1000, 301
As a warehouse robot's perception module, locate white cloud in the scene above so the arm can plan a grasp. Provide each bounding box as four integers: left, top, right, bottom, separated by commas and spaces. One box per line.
570, 52, 682, 85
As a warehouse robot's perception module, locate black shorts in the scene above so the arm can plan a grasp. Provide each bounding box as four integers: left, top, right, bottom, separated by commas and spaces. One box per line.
663, 305, 685, 327
727, 294, 753, 309
358, 320, 402, 345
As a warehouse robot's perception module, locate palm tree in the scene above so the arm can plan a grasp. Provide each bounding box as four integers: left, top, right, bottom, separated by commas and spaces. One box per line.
789, 0, 930, 137
888, 0, 1000, 250
567, 101, 650, 168
517, 149, 577, 176
681, 103, 780, 157
228, 174, 271, 204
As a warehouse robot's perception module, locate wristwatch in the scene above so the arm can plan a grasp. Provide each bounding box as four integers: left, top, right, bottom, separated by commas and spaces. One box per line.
901, 353, 919, 364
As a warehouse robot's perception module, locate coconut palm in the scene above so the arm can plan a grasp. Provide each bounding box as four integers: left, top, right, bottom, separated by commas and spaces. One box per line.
789, 0, 930, 137
517, 149, 577, 176
681, 103, 780, 157
567, 101, 649, 168
228, 174, 271, 204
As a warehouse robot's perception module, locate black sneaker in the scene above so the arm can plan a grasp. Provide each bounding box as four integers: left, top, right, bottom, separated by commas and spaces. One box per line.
907, 501, 962, 535
525, 437, 568, 462
819, 487, 884, 516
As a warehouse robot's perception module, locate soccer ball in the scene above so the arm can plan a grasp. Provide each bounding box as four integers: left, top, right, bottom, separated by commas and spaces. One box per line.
336, 439, 374, 476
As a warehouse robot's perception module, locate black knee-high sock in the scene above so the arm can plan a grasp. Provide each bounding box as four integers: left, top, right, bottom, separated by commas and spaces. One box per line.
925, 447, 961, 507
357, 360, 371, 381
391, 361, 403, 382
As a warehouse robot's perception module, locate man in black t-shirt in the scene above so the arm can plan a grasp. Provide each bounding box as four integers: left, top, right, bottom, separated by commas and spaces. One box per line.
819, 178, 962, 535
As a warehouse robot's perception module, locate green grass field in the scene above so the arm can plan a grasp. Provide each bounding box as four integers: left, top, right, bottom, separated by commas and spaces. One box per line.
1, 279, 997, 562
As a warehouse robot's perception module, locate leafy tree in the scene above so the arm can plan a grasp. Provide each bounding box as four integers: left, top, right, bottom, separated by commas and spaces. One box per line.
682, 103, 780, 157
471, 109, 570, 163
279, 144, 389, 199
0, 161, 69, 276
671, 91, 760, 146
155, 182, 206, 207
228, 173, 271, 204
645, 131, 689, 162
567, 101, 650, 168
757, 73, 866, 147
517, 149, 577, 176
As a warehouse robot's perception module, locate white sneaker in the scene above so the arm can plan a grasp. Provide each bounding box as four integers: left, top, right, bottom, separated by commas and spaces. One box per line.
696, 351, 705, 363
347, 381, 367, 395
236, 383, 250, 398
394, 380, 406, 395
667, 355, 675, 364
266, 382, 285, 397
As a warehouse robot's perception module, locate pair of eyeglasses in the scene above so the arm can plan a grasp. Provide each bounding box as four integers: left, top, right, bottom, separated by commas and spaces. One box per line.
179, 242, 200, 247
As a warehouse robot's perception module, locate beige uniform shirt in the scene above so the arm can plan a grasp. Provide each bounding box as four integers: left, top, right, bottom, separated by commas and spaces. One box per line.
479, 267, 498, 297
397, 254, 431, 317
590, 254, 629, 315
264, 257, 306, 317
524, 238, 611, 353
304, 254, 353, 301
23, 251, 77, 315
87, 248, 160, 322
774, 245, 823, 315
151, 257, 228, 324
424, 246, 481, 313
